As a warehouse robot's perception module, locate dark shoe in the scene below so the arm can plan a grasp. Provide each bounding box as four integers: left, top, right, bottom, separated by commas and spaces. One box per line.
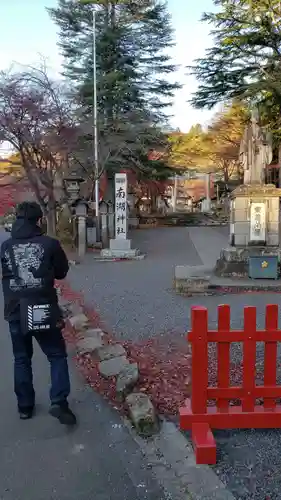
49, 403, 77, 426
18, 406, 34, 420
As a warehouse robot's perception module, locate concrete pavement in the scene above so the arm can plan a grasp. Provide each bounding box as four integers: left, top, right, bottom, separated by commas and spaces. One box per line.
68, 226, 281, 341
68, 227, 203, 341
0, 244, 168, 500
5, 225, 281, 498
187, 225, 229, 269
67, 226, 281, 498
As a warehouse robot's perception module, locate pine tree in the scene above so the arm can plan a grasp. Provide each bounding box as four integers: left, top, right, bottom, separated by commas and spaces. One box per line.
48, 0, 179, 123
189, 0, 281, 111
48, 0, 179, 182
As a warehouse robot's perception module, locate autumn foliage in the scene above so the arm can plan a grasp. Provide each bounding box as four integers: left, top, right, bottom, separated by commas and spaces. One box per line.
168, 101, 248, 182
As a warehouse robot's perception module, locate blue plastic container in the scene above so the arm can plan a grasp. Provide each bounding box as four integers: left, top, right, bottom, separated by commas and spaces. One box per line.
248, 255, 278, 279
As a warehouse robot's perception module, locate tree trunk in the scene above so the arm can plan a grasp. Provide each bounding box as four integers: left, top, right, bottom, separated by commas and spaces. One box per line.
223, 162, 229, 183
135, 198, 142, 216
56, 203, 74, 247
45, 195, 57, 237
237, 161, 243, 183
104, 174, 115, 202
46, 209, 57, 237
150, 194, 157, 214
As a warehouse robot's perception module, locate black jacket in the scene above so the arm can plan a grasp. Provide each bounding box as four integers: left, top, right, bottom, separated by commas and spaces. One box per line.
1, 218, 69, 321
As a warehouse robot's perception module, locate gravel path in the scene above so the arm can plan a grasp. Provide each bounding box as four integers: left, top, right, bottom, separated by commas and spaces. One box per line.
212, 428, 281, 499
68, 227, 203, 342
68, 226, 281, 341
68, 226, 281, 499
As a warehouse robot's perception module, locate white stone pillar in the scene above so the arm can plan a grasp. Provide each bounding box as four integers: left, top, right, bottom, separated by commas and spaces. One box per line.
204, 173, 211, 212
100, 173, 140, 258
78, 216, 86, 258
101, 213, 109, 248
115, 173, 128, 239
172, 175, 178, 212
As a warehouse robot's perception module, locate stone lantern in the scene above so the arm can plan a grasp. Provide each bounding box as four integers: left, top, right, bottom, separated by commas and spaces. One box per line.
64, 170, 84, 203
72, 199, 88, 258
99, 199, 109, 216
75, 199, 88, 217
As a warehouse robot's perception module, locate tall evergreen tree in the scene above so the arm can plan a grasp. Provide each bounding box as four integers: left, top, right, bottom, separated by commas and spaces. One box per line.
48, 0, 179, 123
189, 0, 281, 111
48, 0, 179, 180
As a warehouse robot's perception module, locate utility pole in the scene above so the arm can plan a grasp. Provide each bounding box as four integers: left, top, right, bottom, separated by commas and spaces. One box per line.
172, 174, 178, 212
80, 0, 100, 241
92, 7, 100, 241
205, 171, 211, 212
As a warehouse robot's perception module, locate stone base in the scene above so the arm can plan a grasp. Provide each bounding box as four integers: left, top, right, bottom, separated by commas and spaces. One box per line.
100, 238, 142, 259
215, 246, 281, 277
210, 275, 281, 292
174, 264, 281, 295
128, 216, 139, 228
110, 238, 132, 251
174, 265, 211, 294
100, 248, 141, 259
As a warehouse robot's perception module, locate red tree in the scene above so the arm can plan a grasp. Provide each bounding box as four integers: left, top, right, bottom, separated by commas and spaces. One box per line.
0, 65, 81, 234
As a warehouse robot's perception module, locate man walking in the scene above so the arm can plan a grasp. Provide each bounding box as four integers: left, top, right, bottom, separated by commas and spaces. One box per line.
1, 202, 76, 425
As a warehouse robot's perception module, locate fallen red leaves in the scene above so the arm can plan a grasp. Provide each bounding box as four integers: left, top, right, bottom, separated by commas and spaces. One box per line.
59, 280, 270, 418
125, 338, 192, 415
58, 280, 193, 416
75, 353, 125, 413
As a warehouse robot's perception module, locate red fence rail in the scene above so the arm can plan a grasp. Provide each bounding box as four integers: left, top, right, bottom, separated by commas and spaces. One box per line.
179, 304, 281, 465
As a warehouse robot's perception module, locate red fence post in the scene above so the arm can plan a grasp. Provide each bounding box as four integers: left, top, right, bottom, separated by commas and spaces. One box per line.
242, 306, 256, 412
264, 304, 278, 410
179, 303, 281, 465
190, 307, 216, 464
217, 305, 231, 412
190, 307, 208, 414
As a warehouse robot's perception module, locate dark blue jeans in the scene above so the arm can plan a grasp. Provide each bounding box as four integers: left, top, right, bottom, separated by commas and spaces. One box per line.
9, 321, 70, 411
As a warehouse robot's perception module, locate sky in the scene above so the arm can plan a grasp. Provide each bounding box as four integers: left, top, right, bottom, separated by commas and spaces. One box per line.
0, 0, 215, 134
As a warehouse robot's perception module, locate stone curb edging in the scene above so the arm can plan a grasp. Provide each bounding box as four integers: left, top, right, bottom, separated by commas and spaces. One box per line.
138, 223, 228, 229
68, 255, 146, 263
61, 299, 159, 437
209, 284, 281, 293
58, 286, 235, 500
173, 265, 281, 296
125, 418, 235, 500
174, 283, 281, 296
89, 254, 145, 262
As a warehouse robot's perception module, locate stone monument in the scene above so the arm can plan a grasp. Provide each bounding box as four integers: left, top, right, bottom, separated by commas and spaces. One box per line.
100, 173, 141, 259
75, 200, 88, 258
239, 108, 272, 184
215, 109, 281, 277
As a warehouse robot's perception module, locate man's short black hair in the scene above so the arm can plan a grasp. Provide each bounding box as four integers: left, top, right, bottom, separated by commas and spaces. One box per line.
16, 202, 43, 222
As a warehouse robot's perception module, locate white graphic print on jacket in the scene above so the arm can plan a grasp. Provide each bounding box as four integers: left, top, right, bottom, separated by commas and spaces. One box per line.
5, 243, 44, 290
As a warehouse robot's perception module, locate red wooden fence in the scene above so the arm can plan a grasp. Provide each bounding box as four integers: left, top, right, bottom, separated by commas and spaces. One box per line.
179, 304, 281, 465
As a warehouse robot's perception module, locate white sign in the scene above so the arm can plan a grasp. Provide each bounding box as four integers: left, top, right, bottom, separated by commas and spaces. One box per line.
115, 173, 127, 239
250, 202, 266, 242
